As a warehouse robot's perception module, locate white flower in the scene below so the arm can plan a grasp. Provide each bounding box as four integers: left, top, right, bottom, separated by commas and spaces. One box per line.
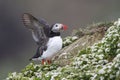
98, 54, 104, 59
46, 71, 61, 80
34, 65, 39, 69
107, 68, 111, 73
107, 65, 112, 69
82, 65, 88, 69
100, 76, 104, 80
116, 49, 120, 53
72, 36, 78, 41
90, 74, 97, 80
114, 54, 120, 62
116, 71, 120, 77
12, 72, 17, 77
61, 78, 67, 80
117, 43, 120, 47
6, 78, 10, 80
51, 76, 55, 80
34, 72, 42, 78
114, 21, 118, 25
50, 72, 60, 80
81, 54, 87, 58
29, 77, 35, 80
114, 63, 119, 68
114, 34, 119, 37
110, 74, 114, 79
105, 48, 110, 53
29, 70, 33, 74
45, 72, 51, 77
98, 69, 105, 74
24, 71, 29, 75
98, 49, 103, 54
107, 26, 115, 32
114, 18, 120, 26
105, 44, 110, 47
65, 39, 72, 44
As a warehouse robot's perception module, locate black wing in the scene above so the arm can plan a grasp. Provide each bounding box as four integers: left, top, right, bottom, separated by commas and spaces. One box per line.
22, 13, 50, 46
22, 13, 50, 60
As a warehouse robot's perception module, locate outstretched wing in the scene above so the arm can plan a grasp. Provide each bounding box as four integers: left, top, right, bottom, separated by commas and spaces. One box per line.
22, 13, 50, 46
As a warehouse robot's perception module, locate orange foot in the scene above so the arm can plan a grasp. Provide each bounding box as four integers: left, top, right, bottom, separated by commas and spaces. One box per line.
41, 59, 45, 65
41, 59, 52, 65
47, 60, 51, 64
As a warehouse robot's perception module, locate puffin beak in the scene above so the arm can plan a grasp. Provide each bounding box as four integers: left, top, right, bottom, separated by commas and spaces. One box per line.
62, 24, 68, 30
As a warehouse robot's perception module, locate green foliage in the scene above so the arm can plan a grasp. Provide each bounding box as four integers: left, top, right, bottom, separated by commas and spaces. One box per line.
6, 19, 120, 80
78, 47, 91, 56
62, 36, 78, 47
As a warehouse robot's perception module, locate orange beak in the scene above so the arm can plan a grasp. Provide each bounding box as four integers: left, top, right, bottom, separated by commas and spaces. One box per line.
62, 24, 68, 30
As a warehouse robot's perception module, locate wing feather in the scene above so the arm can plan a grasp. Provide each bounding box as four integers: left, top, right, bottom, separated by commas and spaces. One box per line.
22, 13, 50, 46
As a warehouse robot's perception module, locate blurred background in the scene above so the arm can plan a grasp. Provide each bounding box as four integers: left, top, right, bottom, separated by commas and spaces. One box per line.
0, 0, 120, 79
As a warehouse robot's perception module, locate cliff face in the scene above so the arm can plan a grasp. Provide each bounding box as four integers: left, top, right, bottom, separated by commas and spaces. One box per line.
6, 19, 120, 80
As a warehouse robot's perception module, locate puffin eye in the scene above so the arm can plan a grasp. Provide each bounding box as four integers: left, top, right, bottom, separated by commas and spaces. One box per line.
55, 25, 58, 27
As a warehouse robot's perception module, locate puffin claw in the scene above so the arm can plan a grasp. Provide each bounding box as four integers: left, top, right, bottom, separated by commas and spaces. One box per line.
42, 59, 45, 65
47, 60, 51, 64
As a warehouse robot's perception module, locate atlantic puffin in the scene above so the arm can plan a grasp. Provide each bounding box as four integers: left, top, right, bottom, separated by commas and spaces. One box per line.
22, 13, 67, 64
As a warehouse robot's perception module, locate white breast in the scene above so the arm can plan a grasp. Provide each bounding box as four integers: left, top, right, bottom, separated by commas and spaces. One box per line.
41, 36, 62, 60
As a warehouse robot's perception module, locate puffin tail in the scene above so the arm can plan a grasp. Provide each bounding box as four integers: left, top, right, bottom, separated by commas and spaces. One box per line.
29, 57, 44, 61
29, 58, 34, 61
29, 46, 43, 61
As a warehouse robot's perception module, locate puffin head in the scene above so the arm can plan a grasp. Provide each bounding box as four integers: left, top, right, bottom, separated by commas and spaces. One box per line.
51, 23, 67, 33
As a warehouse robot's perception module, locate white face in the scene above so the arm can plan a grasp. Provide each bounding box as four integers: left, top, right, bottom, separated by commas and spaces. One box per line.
51, 23, 63, 32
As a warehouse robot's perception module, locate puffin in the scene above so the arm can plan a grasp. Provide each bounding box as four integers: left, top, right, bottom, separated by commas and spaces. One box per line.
22, 13, 67, 64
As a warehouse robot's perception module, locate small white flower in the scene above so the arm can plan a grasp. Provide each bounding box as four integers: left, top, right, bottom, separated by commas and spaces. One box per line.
105, 44, 110, 47
114, 21, 118, 25
29, 70, 33, 74
107, 65, 112, 69
114, 63, 119, 68
6, 77, 10, 80
114, 34, 119, 37
114, 18, 120, 26
110, 74, 114, 79
100, 76, 104, 80
116, 71, 120, 77
66, 39, 72, 43
45, 72, 51, 77
107, 68, 111, 73
117, 43, 120, 47
105, 48, 110, 53
29, 77, 35, 80
72, 36, 78, 41
34, 72, 42, 78
98, 54, 104, 59
12, 72, 17, 77
24, 71, 29, 75
114, 54, 120, 62
61, 78, 67, 80
98, 69, 105, 74
82, 65, 88, 69
81, 54, 87, 58
6, 75, 13, 80
34, 65, 39, 69
51, 76, 55, 80
116, 49, 120, 54
98, 49, 103, 54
